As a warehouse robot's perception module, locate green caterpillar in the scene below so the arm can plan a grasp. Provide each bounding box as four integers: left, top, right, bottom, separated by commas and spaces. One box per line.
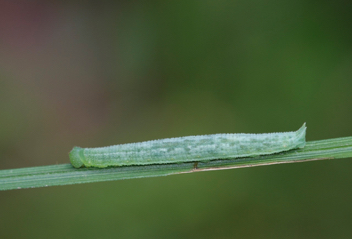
69, 123, 306, 168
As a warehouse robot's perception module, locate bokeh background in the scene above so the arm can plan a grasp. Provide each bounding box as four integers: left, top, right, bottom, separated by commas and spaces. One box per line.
1, 0, 352, 238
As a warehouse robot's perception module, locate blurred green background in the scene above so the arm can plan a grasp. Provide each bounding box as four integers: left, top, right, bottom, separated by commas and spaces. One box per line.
1, 0, 352, 238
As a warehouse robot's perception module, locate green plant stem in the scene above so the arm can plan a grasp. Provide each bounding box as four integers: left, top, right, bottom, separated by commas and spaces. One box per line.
1, 136, 352, 191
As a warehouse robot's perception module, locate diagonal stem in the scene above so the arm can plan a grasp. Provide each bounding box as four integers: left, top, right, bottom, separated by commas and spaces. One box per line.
1, 136, 352, 191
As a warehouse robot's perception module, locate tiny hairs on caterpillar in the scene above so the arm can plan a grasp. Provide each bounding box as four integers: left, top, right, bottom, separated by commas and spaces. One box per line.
69, 123, 306, 168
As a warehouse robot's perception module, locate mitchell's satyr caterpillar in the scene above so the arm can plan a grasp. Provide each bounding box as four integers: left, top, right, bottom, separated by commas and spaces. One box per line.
70, 123, 306, 168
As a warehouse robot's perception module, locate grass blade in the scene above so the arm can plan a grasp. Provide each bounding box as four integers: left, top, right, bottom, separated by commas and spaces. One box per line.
1, 137, 352, 191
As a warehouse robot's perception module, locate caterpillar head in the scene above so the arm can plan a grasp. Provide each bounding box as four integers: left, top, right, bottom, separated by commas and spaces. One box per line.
69, 146, 85, 168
